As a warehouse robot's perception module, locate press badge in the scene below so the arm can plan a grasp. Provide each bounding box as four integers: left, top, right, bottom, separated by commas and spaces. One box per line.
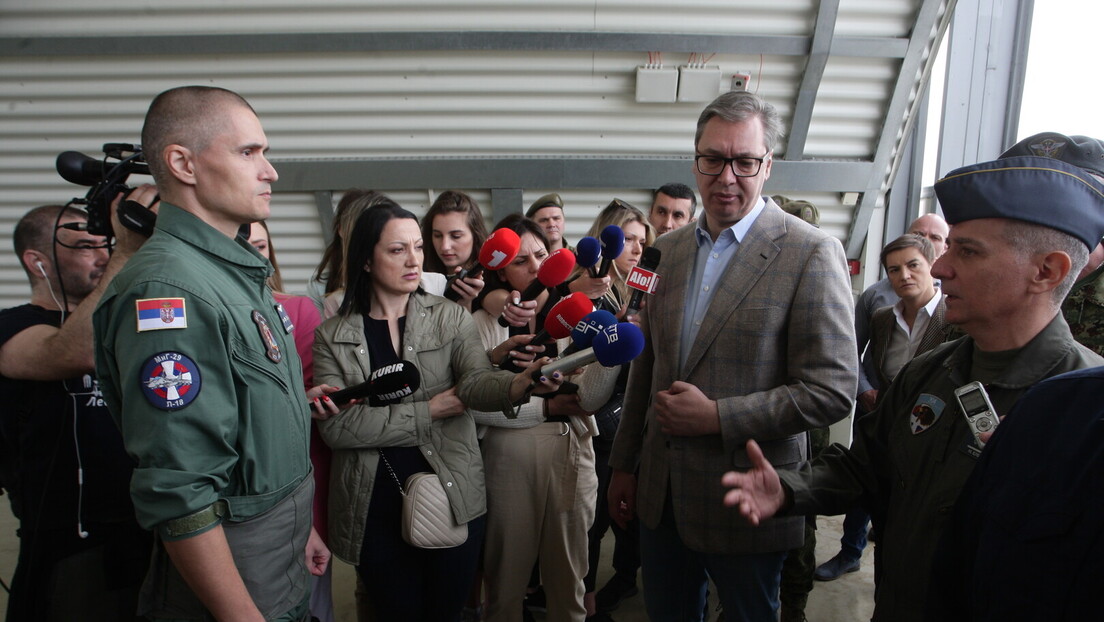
275, 303, 295, 334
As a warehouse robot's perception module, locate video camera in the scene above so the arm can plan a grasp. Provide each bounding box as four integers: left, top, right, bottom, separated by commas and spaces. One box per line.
56, 143, 154, 237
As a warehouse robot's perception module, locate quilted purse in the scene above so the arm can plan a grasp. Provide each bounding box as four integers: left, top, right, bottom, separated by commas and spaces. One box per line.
379, 451, 468, 549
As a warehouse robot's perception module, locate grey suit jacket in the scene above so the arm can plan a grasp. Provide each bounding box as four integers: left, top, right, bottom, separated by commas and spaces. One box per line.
867, 297, 950, 393
609, 199, 858, 554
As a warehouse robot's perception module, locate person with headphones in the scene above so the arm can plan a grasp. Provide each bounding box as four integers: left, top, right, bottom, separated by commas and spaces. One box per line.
0, 186, 157, 621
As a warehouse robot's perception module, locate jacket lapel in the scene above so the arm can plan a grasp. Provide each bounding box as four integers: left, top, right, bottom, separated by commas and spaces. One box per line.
917, 296, 949, 355
681, 201, 786, 377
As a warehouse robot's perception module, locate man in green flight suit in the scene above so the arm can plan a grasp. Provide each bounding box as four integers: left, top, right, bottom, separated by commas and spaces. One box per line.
94, 86, 331, 621
719, 154, 1104, 622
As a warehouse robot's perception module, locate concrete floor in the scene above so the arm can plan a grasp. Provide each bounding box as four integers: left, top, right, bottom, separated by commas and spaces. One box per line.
1, 495, 873, 621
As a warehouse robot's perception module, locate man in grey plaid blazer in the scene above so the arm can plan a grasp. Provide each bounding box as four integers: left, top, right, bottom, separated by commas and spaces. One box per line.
607, 91, 857, 620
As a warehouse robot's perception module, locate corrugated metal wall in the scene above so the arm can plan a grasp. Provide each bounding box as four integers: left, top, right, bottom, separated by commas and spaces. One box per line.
0, 0, 928, 308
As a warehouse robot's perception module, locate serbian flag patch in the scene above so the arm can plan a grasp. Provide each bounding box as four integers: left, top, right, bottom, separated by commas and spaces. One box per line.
136, 298, 188, 332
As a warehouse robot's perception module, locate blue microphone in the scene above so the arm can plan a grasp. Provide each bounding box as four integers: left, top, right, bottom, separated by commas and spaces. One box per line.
532, 322, 644, 380
575, 236, 602, 278
564, 309, 618, 354
596, 225, 625, 278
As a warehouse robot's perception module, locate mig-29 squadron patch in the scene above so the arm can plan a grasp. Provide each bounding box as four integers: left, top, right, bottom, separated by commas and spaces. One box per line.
140, 351, 201, 410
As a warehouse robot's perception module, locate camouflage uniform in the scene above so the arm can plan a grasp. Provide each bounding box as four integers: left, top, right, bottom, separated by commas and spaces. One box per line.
1063, 263, 1104, 356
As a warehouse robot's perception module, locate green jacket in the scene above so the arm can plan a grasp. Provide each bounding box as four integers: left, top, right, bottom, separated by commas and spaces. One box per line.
94, 203, 311, 539
781, 314, 1102, 622
1063, 262, 1104, 355
313, 292, 516, 563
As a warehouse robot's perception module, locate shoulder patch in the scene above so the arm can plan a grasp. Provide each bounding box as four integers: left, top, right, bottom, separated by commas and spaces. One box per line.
140, 351, 201, 410
136, 298, 188, 332
909, 393, 945, 434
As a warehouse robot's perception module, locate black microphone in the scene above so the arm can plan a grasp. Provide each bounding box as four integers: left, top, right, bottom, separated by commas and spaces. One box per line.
327, 361, 422, 407
625, 247, 662, 316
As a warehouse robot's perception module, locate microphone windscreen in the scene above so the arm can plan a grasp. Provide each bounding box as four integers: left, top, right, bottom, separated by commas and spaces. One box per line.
368, 361, 422, 407
570, 309, 618, 349
626, 246, 662, 296
479, 228, 521, 271
328, 360, 422, 406
592, 323, 645, 367
599, 225, 625, 260
536, 248, 577, 288
543, 292, 594, 339
639, 246, 661, 271
574, 237, 602, 269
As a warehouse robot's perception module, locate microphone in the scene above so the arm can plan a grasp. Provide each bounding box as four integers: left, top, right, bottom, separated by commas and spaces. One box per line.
498, 248, 576, 327
626, 247, 662, 316
501, 293, 593, 371
566, 308, 619, 352
445, 227, 521, 301
528, 292, 594, 346
575, 236, 602, 278
531, 322, 645, 381
596, 225, 625, 278
326, 360, 422, 407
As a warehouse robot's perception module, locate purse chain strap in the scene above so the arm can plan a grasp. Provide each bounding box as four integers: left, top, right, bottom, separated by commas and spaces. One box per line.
377, 450, 406, 497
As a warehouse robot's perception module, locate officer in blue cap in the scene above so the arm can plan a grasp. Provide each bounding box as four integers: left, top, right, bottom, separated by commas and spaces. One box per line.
929, 135, 1104, 622
997, 132, 1104, 354
718, 154, 1104, 622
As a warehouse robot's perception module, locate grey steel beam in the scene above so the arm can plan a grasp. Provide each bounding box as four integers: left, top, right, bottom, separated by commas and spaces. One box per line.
1002, 0, 1035, 149
490, 188, 524, 224
0, 31, 909, 59
270, 157, 873, 194
313, 191, 335, 244
845, 0, 956, 257
936, 0, 1033, 176
784, 0, 840, 159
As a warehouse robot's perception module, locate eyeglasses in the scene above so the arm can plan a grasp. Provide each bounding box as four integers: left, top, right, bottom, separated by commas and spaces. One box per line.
695, 154, 770, 177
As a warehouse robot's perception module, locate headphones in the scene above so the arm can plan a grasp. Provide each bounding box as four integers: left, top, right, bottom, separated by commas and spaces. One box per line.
36, 259, 47, 278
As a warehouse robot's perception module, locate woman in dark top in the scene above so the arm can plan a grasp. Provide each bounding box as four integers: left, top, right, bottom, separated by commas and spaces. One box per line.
313, 200, 561, 622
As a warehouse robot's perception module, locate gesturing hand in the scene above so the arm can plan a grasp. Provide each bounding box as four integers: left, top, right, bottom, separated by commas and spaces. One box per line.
720, 440, 786, 526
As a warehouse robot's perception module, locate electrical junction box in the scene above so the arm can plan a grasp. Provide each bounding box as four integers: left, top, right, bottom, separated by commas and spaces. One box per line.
635, 66, 678, 103
677, 65, 721, 102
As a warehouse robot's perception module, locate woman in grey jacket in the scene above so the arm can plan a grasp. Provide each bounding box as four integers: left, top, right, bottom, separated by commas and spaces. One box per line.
313, 199, 561, 621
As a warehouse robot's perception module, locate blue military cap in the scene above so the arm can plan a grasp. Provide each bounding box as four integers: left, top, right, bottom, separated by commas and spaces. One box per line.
934, 156, 1104, 250
999, 132, 1104, 178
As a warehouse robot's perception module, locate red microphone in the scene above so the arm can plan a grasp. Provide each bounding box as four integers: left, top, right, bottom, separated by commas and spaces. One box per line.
502, 292, 593, 370
530, 292, 594, 345
478, 228, 521, 272
499, 248, 577, 327
445, 228, 521, 301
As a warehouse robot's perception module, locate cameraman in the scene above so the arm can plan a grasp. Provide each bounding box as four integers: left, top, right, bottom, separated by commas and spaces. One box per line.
0, 186, 157, 621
